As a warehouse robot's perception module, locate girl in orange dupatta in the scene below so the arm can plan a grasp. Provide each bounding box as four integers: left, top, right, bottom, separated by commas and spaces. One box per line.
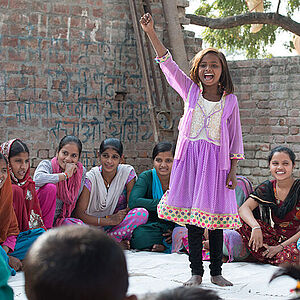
0, 153, 20, 275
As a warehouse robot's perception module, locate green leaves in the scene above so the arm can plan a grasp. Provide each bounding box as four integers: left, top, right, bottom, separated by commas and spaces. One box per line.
194, 0, 297, 58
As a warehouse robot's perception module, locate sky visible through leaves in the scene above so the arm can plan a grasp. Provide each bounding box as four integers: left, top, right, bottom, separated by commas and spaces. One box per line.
184, 0, 300, 60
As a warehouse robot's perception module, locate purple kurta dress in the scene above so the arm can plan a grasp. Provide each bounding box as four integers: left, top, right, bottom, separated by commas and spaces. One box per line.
157, 52, 245, 230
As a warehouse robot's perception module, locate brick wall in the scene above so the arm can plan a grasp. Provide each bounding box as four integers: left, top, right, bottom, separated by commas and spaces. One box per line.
0, 0, 167, 174
0, 0, 299, 186
230, 56, 300, 185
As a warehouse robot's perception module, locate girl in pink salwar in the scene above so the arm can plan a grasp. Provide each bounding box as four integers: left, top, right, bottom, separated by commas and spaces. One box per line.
140, 14, 244, 286
74, 138, 148, 249
33, 136, 86, 227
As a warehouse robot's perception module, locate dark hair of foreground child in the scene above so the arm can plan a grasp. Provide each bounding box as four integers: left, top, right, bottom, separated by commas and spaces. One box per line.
24, 225, 137, 300
154, 286, 222, 300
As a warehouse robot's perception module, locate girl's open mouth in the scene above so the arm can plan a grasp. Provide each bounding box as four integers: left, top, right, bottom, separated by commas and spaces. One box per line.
204, 74, 214, 81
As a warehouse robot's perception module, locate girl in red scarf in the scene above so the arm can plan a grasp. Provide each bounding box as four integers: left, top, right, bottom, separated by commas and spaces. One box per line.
1, 139, 47, 230
34, 135, 86, 227
0, 139, 46, 268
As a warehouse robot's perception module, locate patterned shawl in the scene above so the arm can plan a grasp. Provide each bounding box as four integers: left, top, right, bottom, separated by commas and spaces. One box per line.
0, 139, 44, 231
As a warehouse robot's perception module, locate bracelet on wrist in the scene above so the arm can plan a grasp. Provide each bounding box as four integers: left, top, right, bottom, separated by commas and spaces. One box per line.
279, 244, 284, 250
97, 217, 100, 225
63, 172, 68, 180
251, 226, 261, 231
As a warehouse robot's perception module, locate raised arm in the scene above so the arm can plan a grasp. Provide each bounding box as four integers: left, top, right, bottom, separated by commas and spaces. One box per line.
140, 13, 167, 58
140, 13, 193, 101
33, 160, 71, 187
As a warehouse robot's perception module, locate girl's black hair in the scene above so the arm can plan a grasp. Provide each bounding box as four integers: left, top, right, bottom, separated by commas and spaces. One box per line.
99, 138, 123, 156
9, 139, 29, 159
152, 141, 175, 160
190, 48, 234, 95
0, 152, 8, 165
58, 136, 83, 157
268, 146, 296, 165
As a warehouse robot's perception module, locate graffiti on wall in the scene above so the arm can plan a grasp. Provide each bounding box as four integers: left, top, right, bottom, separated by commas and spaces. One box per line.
0, 16, 155, 145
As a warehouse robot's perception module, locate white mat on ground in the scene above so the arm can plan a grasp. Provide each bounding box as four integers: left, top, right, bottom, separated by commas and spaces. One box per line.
9, 251, 297, 300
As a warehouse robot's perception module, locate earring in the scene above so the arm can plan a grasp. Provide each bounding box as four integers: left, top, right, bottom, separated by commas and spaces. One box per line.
218, 82, 223, 94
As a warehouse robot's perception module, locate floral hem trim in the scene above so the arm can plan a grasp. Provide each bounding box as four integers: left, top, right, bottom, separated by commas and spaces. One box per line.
230, 153, 245, 160
154, 51, 171, 64
157, 193, 242, 230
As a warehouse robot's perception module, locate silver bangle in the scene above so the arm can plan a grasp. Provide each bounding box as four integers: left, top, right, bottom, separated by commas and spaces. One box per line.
251, 226, 261, 231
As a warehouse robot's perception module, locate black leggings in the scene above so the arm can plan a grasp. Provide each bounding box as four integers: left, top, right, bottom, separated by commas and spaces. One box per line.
187, 225, 223, 276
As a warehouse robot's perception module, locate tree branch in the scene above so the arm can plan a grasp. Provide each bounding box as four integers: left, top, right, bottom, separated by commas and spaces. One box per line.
186, 12, 300, 36
276, 0, 281, 14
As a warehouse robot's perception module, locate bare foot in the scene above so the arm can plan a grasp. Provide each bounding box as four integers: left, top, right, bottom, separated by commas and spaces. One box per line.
203, 240, 210, 250
120, 240, 130, 250
211, 275, 233, 286
184, 275, 202, 286
152, 244, 165, 252
222, 256, 228, 263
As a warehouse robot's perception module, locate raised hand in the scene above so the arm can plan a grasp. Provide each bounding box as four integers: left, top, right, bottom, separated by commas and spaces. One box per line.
140, 13, 154, 33
139, 13, 167, 59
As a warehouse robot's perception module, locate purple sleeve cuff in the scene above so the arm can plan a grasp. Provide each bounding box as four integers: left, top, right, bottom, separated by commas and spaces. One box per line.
230, 153, 245, 160
154, 50, 171, 63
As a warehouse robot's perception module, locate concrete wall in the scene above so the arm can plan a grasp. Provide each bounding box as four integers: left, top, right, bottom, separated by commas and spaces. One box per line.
0, 0, 299, 186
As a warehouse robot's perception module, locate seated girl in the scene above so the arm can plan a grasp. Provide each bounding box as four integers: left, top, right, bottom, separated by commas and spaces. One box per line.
129, 141, 176, 252
33, 135, 86, 227
0, 153, 20, 275
0, 140, 46, 269
74, 138, 148, 249
239, 146, 300, 265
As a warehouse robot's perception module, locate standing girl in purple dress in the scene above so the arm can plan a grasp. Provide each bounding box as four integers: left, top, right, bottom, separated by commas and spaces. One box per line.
140, 13, 244, 287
